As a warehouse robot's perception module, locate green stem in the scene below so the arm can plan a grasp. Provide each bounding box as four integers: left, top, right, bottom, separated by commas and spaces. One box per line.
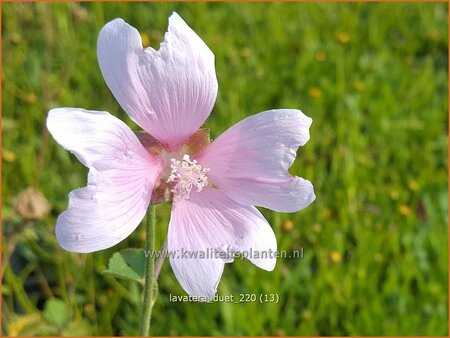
140, 205, 156, 336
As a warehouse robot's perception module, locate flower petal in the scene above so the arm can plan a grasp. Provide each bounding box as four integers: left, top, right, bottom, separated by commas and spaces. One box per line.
168, 188, 277, 300
97, 13, 218, 150
47, 108, 162, 253
199, 109, 315, 213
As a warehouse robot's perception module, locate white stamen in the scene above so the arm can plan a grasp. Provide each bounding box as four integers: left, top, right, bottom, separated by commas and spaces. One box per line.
166, 154, 210, 200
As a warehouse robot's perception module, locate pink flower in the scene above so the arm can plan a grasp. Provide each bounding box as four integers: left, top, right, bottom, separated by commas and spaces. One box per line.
47, 13, 315, 299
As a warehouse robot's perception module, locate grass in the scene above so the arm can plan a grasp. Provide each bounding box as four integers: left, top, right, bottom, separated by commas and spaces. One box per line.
2, 2, 448, 336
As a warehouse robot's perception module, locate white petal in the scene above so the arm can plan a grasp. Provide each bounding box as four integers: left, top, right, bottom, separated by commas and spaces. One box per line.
168, 188, 277, 300
199, 109, 316, 213
47, 108, 162, 252
97, 13, 218, 150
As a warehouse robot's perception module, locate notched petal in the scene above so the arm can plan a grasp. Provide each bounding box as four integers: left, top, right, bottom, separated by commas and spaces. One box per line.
47, 108, 162, 253
97, 13, 218, 149
198, 109, 315, 212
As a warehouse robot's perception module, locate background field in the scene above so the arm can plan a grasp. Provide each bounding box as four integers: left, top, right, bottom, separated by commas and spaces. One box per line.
2, 2, 448, 336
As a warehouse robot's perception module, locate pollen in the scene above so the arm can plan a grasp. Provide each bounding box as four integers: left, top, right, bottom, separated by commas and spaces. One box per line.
166, 154, 210, 200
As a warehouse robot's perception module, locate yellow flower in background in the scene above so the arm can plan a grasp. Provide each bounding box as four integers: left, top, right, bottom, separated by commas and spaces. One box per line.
330, 251, 342, 263
399, 205, 411, 216
308, 87, 322, 99
315, 51, 326, 62
3, 149, 17, 162
337, 32, 350, 44
353, 80, 365, 92
140, 32, 150, 47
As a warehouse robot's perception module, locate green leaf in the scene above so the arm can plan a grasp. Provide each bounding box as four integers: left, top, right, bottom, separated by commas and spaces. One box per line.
103, 248, 146, 284
43, 298, 69, 328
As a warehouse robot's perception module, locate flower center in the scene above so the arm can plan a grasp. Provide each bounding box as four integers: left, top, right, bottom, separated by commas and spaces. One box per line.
166, 154, 210, 200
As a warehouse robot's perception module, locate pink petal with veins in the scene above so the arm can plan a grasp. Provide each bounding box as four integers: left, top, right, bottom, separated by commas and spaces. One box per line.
199, 109, 315, 213
97, 13, 218, 150
168, 187, 277, 300
47, 108, 162, 252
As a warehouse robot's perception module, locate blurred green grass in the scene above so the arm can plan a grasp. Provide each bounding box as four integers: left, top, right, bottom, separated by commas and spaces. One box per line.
2, 2, 448, 336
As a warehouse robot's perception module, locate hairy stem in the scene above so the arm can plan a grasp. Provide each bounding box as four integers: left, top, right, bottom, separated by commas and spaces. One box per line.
140, 205, 156, 336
